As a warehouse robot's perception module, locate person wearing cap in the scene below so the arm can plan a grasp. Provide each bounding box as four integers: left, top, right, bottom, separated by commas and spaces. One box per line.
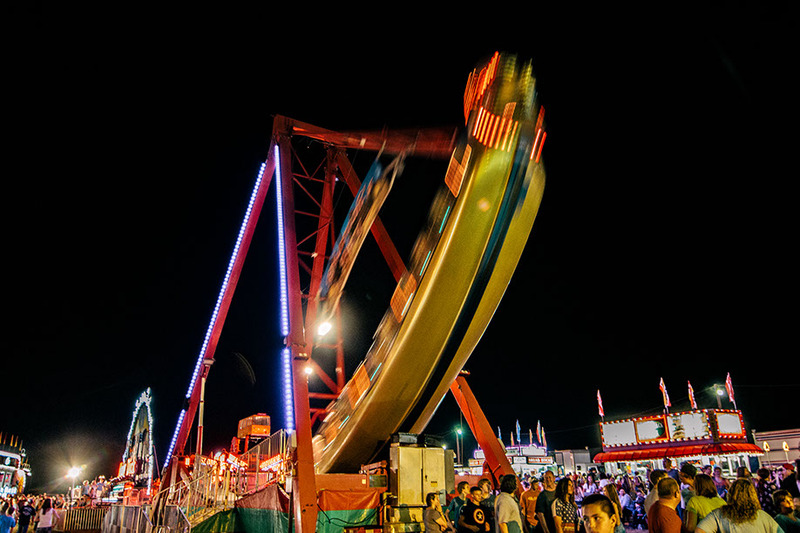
780, 461, 800, 501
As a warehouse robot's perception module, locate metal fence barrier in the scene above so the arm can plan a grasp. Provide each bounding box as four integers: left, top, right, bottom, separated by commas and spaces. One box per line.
54, 507, 109, 532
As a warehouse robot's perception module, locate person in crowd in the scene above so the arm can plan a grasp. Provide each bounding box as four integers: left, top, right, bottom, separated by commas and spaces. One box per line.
711, 468, 729, 499
631, 501, 647, 530
425, 492, 452, 533
736, 466, 752, 481
756, 468, 780, 517
448, 482, 470, 525
619, 488, 635, 524
647, 477, 684, 533
459, 486, 490, 533
495, 475, 523, 533
601, 485, 625, 533
695, 478, 782, 533
584, 474, 599, 498
535, 471, 557, 533
520, 478, 541, 533
678, 463, 698, 518
683, 474, 726, 532
780, 461, 800, 501
772, 489, 800, 533
664, 460, 680, 483
34, 498, 60, 533
581, 494, 619, 533
0, 505, 15, 533
17, 498, 36, 533
479, 478, 497, 533
551, 477, 579, 533
645, 470, 668, 515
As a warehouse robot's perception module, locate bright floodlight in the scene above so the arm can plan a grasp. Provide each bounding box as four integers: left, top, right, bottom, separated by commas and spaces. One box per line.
317, 321, 332, 336
716, 388, 725, 396
304, 365, 313, 376
68, 467, 81, 479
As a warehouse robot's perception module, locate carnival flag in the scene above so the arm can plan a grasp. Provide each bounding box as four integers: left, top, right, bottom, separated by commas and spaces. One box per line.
529, 429, 534, 446
498, 426, 502, 440
597, 390, 605, 417
537, 420, 542, 445
725, 372, 737, 408
688, 381, 697, 410
542, 427, 548, 449
510, 432, 515, 446
516, 420, 521, 445
659, 378, 671, 409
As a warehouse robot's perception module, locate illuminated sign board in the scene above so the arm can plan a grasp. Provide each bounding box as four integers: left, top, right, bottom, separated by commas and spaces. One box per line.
667, 411, 711, 441
601, 409, 747, 448
527, 456, 554, 465
601, 420, 637, 447
635, 416, 669, 444
715, 411, 745, 438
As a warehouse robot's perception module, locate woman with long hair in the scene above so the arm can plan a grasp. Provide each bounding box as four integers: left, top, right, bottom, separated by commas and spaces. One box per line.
696, 479, 782, 533
551, 477, 579, 533
34, 498, 59, 533
684, 474, 726, 532
602, 484, 625, 533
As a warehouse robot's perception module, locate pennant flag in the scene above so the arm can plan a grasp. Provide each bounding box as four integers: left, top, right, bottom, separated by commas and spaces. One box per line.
497, 426, 502, 440
597, 390, 605, 417
529, 429, 534, 446
725, 372, 737, 408
542, 427, 548, 449
688, 381, 697, 410
537, 420, 542, 445
516, 420, 521, 445
659, 378, 671, 408
510, 432, 515, 446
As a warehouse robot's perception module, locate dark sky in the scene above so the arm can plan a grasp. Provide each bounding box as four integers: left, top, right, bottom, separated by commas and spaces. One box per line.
3, 8, 795, 492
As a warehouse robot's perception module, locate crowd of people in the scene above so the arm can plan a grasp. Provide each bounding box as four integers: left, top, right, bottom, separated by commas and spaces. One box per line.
425, 459, 799, 533
0, 495, 65, 533
0, 474, 116, 533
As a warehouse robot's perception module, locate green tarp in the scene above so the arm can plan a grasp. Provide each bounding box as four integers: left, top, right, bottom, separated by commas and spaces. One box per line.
193, 509, 245, 533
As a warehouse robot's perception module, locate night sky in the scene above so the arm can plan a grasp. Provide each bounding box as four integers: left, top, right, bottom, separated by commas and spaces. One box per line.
4, 8, 794, 493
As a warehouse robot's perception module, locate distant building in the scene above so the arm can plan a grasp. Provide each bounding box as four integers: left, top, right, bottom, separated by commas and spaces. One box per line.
751, 428, 800, 466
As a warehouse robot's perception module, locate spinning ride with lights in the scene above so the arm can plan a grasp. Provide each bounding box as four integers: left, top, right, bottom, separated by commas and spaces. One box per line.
161, 51, 548, 533
118, 388, 157, 493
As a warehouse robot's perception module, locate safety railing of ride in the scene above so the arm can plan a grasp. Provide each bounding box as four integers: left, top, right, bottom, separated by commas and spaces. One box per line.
236, 429, 291, 494
151, 465, 237, 527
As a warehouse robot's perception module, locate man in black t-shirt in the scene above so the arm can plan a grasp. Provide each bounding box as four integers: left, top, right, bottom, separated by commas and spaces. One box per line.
458, 487, 490, 533
17, 499, 36, 533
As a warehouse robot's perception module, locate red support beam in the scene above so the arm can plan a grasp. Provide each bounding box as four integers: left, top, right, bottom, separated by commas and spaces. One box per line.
169, 152, 275, 466
449, 373, 517, 488
273, 121, 319, 533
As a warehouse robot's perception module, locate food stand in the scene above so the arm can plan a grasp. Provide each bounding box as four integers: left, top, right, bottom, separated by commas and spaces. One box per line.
593, 409, 763, 477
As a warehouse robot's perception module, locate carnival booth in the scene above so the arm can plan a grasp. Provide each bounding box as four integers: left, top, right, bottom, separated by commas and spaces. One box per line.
593, 408, 763, 477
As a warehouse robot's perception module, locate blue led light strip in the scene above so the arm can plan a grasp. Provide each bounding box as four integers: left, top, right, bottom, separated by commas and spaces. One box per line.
274, 144, 295, 431
163, 160, 268, 470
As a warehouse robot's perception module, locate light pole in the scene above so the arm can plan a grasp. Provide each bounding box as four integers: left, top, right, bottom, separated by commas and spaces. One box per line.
455, 427, 463, 466
67, 466, 81, 504
712, 384, 725, 408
